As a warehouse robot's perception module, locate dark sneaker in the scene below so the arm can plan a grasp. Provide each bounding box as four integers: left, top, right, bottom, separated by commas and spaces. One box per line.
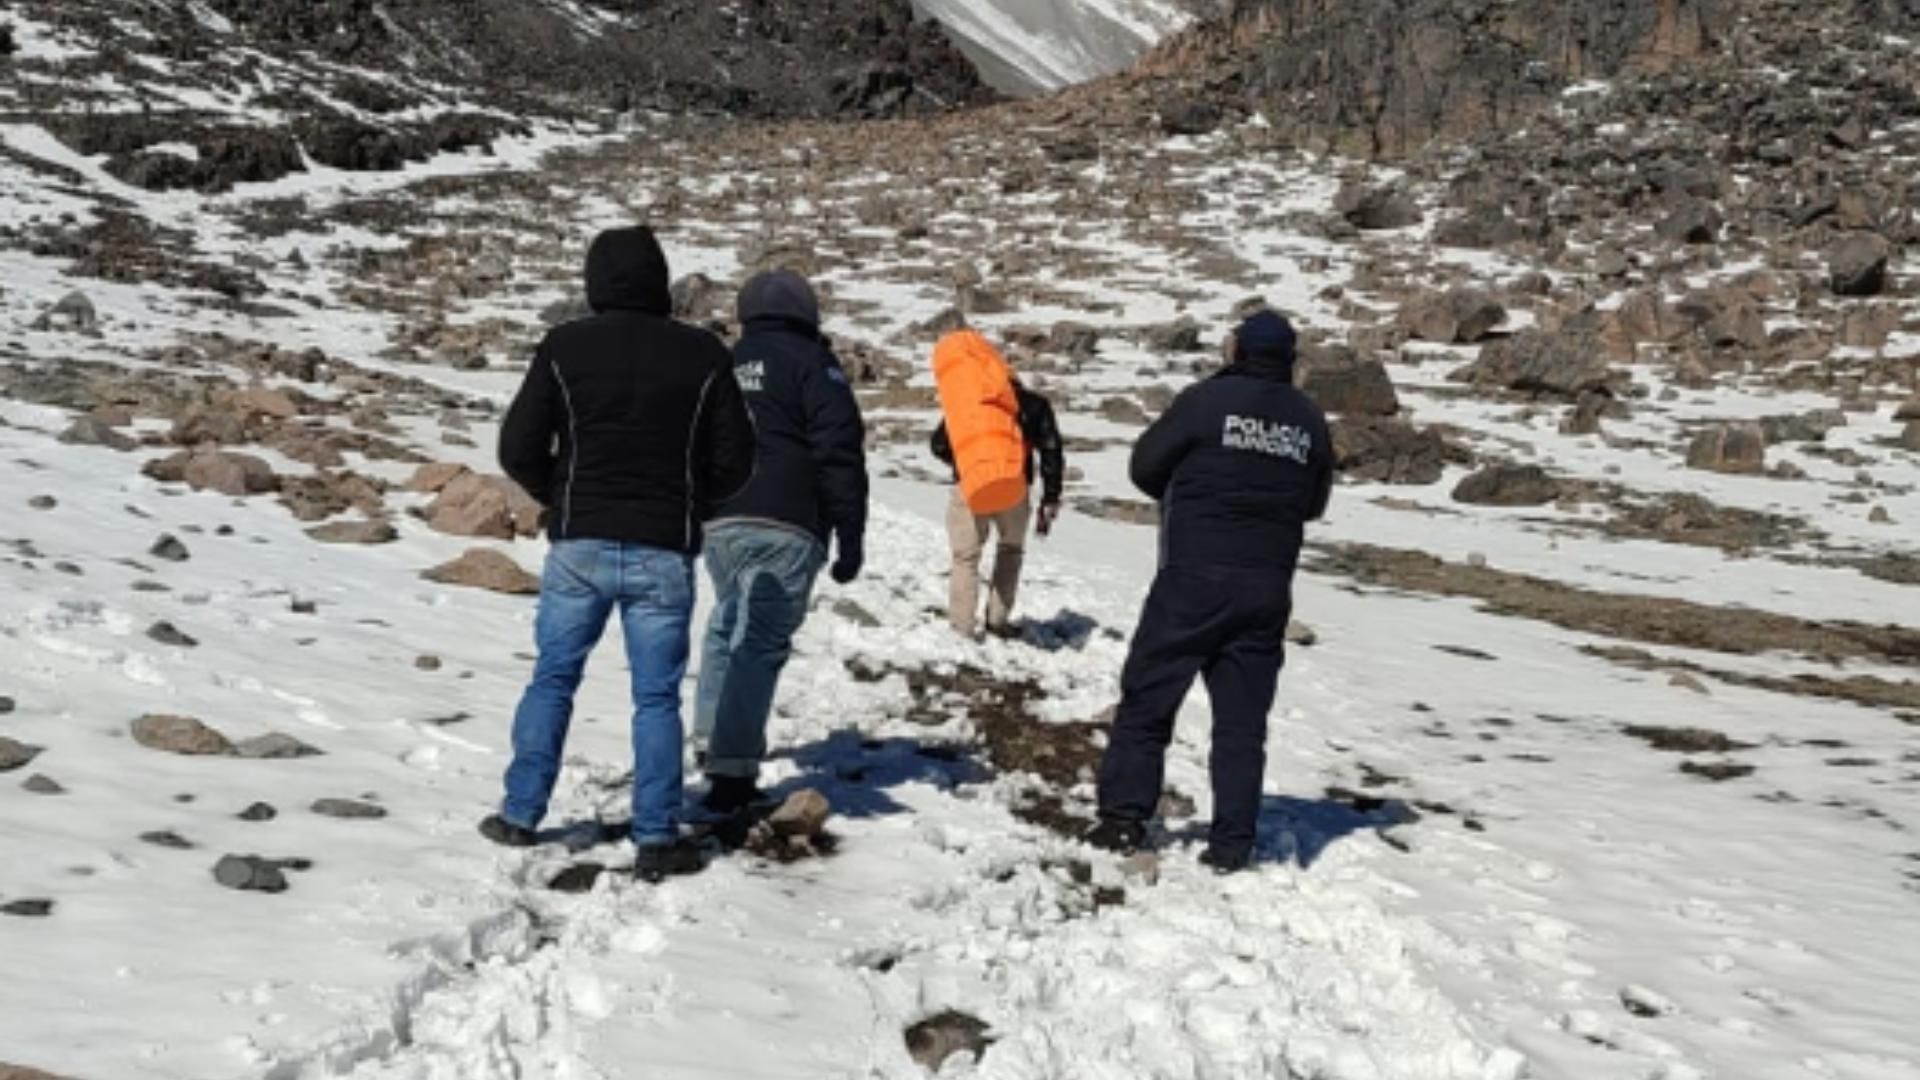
478, 814, 537, 848
632, 837, 706, 882
701, 774, 764, 814
1084, 818, 1146, 855
1199, 846, 1251, 875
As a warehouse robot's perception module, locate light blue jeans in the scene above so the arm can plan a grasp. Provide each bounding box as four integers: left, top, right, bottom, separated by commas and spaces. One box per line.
501, 540, 695, 845
693, 523, 825, 779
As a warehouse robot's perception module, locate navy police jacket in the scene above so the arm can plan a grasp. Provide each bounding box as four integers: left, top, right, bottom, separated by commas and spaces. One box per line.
1131, 355, 1333, 575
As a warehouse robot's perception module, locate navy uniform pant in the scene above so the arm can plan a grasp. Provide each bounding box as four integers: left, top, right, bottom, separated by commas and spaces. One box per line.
1096, 565, 1291, 859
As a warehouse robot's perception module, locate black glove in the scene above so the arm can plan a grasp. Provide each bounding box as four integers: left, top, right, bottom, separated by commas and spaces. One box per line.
829, 538, 863, 584
1036, 502, 1060, 537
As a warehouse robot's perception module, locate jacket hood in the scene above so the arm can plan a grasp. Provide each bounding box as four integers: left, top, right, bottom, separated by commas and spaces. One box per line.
737, 269, 821, 329
585, 226, 671, 316
1230, 310, 1298, 380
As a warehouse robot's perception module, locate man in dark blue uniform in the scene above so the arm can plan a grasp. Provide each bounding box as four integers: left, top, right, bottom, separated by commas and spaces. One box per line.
693, 270, 868, 812
1088, 311, 1334, 873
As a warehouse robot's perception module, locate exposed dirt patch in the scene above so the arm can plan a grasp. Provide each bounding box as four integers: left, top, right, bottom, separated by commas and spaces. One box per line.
1622, 725, 1755, 754
1311, 543, 1920, 669
1585, 645, 1920, 712
849, 659, 1105, 836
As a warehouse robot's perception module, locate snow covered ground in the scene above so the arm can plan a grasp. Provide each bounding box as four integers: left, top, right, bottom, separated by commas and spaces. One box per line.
3, 19, 1919, 1080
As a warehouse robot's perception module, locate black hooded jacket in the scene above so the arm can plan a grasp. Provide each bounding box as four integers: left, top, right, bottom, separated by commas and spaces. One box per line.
1130, 350, 1333, 576
499, 227, 756, 554
930, 384, 1065, 506
713, 299, 869, 557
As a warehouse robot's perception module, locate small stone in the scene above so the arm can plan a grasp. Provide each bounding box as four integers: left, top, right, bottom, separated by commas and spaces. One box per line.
904, 1010, 993, 1071
28, 495, 56, 510
1, 899, 55, 917
23, 773, 64, 795
131, 714, 234, 756
1901, 421, 1920, 452
234, 733, 324, 759
1285, 620, 1318, 647
766, 788, 831, 839
1669, 673, 1710, 695
149, 534, 190, 562
146, 621, 198, 648
140, 830, 196, 850
0, 696, 13, 713
415, 654, 443, 671
311, 797, 387, 820
1466, 552, 1489, 569
213, 855, 288, 893
547, 862, 606, 894
1119, 851, 1161, 886
289, 599, 317, 615
1620, 984, 1677, 1018
1869, 506, 1893, 525
238, 802, 278, 822
0, 736, 44, 772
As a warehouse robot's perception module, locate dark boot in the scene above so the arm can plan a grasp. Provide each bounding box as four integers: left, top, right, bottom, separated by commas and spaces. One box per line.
632, 837, 706, 882
1084, 817, 1146, 855
702, 774, 764, 814
1199, 845, 1251, 875
478, 814, 536, 848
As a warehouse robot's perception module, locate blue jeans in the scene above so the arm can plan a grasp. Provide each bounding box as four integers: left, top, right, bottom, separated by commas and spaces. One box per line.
693, 523, 825, 779
502, 540, 695, 846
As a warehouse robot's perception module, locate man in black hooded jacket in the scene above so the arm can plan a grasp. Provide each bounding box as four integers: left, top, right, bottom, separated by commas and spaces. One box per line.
692, 270, 869, 811
483, 225, 757, 881
1088, 311, 1334, 873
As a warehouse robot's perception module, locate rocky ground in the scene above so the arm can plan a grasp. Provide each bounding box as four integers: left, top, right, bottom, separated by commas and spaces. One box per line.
1, 2, 1917, 1078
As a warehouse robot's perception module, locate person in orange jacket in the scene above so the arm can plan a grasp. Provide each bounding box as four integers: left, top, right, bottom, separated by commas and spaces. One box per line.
930, 375, 1065, 638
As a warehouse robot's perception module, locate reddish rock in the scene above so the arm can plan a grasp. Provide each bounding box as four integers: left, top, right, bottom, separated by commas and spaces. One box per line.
423, 549, 540, 595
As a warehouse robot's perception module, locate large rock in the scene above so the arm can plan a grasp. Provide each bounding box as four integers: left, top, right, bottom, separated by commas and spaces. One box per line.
1398, 289, 1507, 344
144, 449, 278, 496
1655, 200, 1723, 244
1686, 424, 1768, 474
425, 471, 541, 540
1332, 418, 1465, 485
1758, 410, 1846, 445
423, 549, 540, 595
1297, 346, 1400, 416
131, 714, 235, 756
1828, 234, 1891, 297
1450, 328, 1619, 398
1336, 183, 1420, 230
1901, 421, 1920, 452
58, 417, 136, 451
406, 462, 468, 494
1452, 464, 1561, 506
234, 733, 324, 759
305, 520, 398, 545
30, 290, 99, 336
169, 404, 250, 446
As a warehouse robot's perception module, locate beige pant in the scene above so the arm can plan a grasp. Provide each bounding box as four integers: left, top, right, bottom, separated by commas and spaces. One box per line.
946, 487, 1032, 635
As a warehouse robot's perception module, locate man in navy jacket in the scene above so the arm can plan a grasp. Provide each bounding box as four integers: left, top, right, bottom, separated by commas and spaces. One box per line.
1088, 311, 1334, 872
693, 270, 869, 810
